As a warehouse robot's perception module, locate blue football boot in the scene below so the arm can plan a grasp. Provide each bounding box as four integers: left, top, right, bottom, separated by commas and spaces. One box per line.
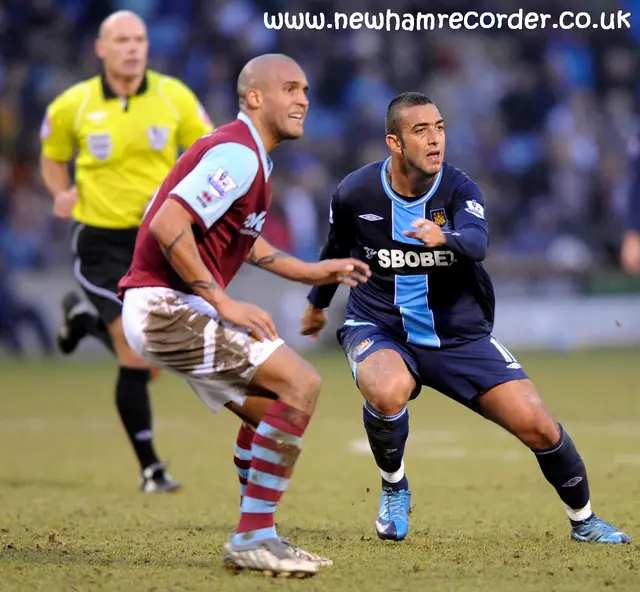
375, 486, 411, 541
571, 515, 631, 544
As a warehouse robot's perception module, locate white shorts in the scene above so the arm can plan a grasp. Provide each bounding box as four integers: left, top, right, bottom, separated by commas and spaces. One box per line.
122, 287, 284, 413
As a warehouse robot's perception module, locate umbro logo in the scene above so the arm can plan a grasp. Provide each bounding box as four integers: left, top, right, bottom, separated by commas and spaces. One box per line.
359, 214, 383, 222
376, 519, 390, 533
507, 362, 522, 369
562, 476, 583, 487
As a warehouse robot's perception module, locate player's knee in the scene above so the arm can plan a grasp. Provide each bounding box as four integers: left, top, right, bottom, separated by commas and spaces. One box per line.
517, 408, 560, 449
279, 363, 322, 414
296, 366, 322, 406
363, 374, 413, 416
367, 394, 407, 417
528, 418, 561, 450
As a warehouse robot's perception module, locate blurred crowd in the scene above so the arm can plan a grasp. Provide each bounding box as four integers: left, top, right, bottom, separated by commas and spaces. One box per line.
1, 0, 639, 278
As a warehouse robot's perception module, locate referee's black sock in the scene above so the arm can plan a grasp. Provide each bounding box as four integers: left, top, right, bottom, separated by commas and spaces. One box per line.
116, 367, 161, 470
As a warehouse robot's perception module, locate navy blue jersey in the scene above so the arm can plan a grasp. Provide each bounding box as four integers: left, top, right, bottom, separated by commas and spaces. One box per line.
308, 158, 495, 348
627, 130, 640, 231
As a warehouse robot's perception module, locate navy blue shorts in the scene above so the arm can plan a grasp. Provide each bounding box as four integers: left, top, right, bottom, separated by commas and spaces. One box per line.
337, 324, 529, 412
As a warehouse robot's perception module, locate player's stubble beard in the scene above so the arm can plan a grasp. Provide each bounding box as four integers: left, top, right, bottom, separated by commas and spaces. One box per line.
261, 112, 301, 145
399, 140, 437, 183
277, 116, 304, 142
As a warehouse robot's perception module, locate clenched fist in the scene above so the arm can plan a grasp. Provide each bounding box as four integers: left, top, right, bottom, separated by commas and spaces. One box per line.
300, 303, 326, 339
403, 218, 446, 248
53, 187, 78, 219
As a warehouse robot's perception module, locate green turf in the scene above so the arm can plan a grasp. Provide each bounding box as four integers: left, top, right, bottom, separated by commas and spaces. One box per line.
1, 349, 640, 591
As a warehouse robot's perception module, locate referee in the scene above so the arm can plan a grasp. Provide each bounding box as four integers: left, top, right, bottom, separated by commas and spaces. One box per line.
40, 10, 213, 493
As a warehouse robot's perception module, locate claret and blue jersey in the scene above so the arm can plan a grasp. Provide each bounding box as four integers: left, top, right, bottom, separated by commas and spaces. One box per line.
308, 158, 496, 349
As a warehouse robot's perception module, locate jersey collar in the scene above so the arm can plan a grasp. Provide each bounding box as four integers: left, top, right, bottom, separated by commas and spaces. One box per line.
380, 156, 443, 207
237, 111, 273, 181
101, 72, 149, 100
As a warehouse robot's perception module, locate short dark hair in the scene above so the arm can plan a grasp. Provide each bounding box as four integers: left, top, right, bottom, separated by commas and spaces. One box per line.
385, 92, 434, 137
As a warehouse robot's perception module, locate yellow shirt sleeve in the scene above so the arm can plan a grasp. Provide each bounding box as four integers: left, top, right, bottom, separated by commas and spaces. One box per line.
164, 78, 214, 149
40, 88, 80, 162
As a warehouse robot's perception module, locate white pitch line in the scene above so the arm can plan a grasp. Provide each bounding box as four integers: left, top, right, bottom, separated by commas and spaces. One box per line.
0, 418, 198, 431
408, 430, 461, 444
566, 422, 640, 436
347, 439, 640, 464
348, 438, 372, 455
421, 447, 467, 459
614, 454, 640, 466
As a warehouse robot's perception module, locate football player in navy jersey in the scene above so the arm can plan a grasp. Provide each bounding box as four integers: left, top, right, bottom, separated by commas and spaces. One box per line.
301, 92, 630, 545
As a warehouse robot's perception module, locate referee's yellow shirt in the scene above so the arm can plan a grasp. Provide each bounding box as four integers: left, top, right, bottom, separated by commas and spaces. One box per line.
41, 70, 214, 229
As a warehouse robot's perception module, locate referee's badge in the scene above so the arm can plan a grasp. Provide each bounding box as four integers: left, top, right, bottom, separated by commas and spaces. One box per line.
40, 114, 51, 140
87, 133, 112, 161
148, 126, 169, 150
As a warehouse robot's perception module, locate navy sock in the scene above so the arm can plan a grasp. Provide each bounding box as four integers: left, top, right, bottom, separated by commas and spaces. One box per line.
532, 424, 591, 524
363, 401, 409, 491
116, 367, 160, 470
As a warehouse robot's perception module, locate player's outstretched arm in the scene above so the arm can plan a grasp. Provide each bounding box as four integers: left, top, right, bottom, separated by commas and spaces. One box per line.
248, 236, 371, 287
149, 199, 278, 341
404, 188, 489, 262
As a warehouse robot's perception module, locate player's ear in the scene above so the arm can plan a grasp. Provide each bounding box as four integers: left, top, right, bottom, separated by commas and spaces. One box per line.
95, 38, 104, 60
386, 134, 403, 154
245, 89, 262, 110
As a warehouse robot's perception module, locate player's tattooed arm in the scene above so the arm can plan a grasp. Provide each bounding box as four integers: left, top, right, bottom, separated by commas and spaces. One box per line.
188, 279, 220, 291
246, 237, 305, 278
247, 243, 292, 268
160, 229, 186, 264
161, 230, 222, 294
159, 229, 221, 293
151, 199, 225, 305
150, 199, 279, 341
247, 236, 370, 286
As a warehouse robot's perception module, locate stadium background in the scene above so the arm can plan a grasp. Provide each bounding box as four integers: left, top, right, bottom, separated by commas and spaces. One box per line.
2, 2, 640, 590
2, 0, 640, 356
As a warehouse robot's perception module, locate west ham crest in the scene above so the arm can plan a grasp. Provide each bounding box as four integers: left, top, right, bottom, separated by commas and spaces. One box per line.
430, 208, 451, 230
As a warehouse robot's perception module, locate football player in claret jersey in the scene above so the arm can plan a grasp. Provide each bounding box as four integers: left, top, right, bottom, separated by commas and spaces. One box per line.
302, 92, 630, 545
119, 54, 370, 576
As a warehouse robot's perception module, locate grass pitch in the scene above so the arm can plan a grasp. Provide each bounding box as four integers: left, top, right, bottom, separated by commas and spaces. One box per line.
1, 348, 640, 591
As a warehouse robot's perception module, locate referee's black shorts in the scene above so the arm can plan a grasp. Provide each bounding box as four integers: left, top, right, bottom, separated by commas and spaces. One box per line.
72, 224, 138, 325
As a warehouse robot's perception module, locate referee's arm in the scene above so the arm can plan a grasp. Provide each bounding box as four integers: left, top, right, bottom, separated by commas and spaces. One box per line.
39, 94, 78, 219
169, 80, 214, 149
